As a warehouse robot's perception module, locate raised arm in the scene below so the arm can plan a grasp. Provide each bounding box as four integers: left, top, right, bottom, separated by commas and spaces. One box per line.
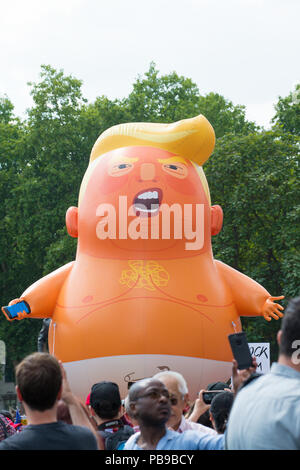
59, 361, 103, 450
6, 261, 74, 320
215, 260, 284, 321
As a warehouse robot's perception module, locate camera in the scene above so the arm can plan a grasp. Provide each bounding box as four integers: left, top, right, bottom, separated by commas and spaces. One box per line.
202, 390, 224, 405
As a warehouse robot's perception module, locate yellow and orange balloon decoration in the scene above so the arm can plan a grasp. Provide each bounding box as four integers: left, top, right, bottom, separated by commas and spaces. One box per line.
3, 115, 284, 400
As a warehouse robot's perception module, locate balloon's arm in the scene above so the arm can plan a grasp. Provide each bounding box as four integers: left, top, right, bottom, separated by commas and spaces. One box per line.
215, 260, 284, 320
2, 261, 75, 321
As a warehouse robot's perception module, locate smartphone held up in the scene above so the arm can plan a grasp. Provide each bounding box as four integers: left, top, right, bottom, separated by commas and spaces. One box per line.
228, 332, 253, 370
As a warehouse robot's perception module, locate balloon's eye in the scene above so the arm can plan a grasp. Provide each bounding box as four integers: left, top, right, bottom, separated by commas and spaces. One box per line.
162, 163, 188, 179
109, 162, 134, 177
168, 165, 179, 170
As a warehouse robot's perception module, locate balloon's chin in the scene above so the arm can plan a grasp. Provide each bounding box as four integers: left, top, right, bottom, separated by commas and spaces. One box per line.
110, 238, 180, 253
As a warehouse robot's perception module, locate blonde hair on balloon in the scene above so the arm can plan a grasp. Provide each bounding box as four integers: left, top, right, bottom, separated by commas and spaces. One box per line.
79, 115, 215, 206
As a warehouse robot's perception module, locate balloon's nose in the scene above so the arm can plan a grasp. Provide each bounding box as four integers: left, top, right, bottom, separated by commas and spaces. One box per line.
140, 163, 156, 181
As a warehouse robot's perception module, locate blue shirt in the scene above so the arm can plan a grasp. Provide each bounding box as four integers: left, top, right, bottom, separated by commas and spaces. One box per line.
124, 428, 224, 450
226, 362, 300, 450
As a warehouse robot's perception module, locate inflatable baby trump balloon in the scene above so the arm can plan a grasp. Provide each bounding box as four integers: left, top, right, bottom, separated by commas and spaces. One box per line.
3, 115, 284, 401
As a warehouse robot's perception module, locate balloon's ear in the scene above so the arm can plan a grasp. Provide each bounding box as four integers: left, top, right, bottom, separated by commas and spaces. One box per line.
66, 207, 78, 238
211, 205, 223, 236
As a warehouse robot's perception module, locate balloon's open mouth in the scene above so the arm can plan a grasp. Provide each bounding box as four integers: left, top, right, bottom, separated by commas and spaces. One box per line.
133, 188, 162, 216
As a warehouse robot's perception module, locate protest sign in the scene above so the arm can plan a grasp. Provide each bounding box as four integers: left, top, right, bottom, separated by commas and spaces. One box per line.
248, 342, 270, 374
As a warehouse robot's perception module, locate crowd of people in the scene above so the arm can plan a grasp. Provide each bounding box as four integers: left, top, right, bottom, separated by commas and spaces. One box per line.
0, 296, 299, 451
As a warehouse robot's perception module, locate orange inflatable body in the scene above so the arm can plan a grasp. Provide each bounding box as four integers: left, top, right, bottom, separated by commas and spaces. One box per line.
4, 116, 284, 400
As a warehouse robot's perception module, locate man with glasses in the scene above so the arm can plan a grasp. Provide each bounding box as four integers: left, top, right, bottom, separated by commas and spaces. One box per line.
153, 370, 217, 435
124, 378, 224, 450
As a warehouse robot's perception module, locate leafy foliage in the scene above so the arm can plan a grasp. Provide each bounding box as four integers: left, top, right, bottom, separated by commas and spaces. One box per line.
271, 83, 300, 135
206, 130, 300, 359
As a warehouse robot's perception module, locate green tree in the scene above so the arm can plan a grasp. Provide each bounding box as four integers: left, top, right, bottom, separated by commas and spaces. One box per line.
0, 95, 25, 301
271, 83, 300, 135
10, 65, 88, 275
0, 66, 89, 373
124, 63, 258, 137
197, 92, 259, 138
0, 97, 34, 379
0, 95, 15, 125
78, 95, 131, 160
206, 130, 300, 358
125, 62, 201, 122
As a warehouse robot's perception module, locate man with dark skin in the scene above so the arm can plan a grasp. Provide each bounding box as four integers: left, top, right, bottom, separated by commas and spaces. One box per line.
124, 378, 224, 450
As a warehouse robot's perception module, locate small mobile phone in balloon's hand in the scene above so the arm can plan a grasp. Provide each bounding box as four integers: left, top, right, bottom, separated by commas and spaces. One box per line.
1, 301, 31, 321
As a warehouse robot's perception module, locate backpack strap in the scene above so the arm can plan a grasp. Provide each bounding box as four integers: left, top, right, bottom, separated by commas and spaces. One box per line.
98, 419, 124, 431
98, 424, 134, 450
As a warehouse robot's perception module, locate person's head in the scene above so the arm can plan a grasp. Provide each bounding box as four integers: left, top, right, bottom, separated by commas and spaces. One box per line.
151, 371, 188, 430
128, 378, 171, 428
277, 297, 300, 367
15, 353, 62, 412
123, 395, 139, 427
206, 381, 229, 392
209, 391, 234, 434
90, 381, 122, 421
196, 381, 230, 428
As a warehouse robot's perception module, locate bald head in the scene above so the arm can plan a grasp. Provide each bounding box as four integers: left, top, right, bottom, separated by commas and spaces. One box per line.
127, 378, 171, 427
128, 378, 155, 402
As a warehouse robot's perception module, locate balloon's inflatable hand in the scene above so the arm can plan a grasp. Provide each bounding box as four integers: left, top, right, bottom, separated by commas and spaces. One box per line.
2, 299, 31, 321
8, 298, 24, 306
262, 296, 284, 322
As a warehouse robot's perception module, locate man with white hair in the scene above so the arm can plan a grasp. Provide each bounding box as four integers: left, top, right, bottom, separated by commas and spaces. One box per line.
152, 371, 217, 435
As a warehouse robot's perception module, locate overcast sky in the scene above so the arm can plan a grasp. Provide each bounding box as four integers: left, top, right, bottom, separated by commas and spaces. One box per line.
1, 0, 299, 128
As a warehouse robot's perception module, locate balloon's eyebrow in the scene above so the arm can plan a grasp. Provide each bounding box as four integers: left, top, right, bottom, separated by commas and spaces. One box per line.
110, 156, 139, 164
158, 156, 187, 165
